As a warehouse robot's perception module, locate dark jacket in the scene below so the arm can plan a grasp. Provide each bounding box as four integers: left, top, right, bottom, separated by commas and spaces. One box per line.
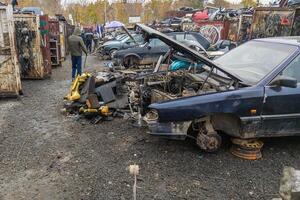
68, 27, 88, 56
12, 0, 18, 6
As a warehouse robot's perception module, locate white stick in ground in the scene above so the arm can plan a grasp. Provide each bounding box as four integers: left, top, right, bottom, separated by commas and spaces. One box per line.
129, 164, 139, 200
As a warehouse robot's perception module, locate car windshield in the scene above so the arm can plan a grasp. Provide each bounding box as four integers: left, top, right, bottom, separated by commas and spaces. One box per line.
214, 40, 297, 84
116, 35, 126, 40
121, 36, 130, 43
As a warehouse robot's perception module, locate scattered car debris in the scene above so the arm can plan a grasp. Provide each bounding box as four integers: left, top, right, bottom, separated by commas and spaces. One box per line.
63, 72, 129, 123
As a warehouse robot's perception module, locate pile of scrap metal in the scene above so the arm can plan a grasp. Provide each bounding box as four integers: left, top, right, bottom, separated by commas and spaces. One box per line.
63, 71, 129, 123
15, 20, 36, 77
180, 6, 254, 44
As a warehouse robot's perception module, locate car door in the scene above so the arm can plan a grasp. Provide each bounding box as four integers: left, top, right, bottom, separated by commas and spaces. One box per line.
142, 39, 169, 64
261, 54, 300, 136
124, 39, 135, 48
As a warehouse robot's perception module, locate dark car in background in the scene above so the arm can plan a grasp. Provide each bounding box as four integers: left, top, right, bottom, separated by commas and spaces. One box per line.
160, 17, 182, 26
101, 34, 145, 57
20, 7, 44, 15
113, 32, 212, 68
136, 24, 300, 152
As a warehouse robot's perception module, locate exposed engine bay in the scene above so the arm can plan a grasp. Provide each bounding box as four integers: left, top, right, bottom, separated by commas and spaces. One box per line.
126, 64, 238, 117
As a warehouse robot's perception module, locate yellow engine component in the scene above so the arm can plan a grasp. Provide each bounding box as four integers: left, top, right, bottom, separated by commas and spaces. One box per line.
100, 106, 111, 116
65, 73, 91, 101
79, 105, 111, 116
79, 107, 98, 113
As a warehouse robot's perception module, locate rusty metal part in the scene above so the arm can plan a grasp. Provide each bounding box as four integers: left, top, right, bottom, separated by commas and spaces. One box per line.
197, 131, 222, 152
230, 138, 264, 160
196, 118, 222, 152
151, 89, 176, 104
143, 109, 159, 122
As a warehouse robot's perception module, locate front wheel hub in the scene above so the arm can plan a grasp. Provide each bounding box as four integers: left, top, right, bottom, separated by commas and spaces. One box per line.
196, 128, 222, 152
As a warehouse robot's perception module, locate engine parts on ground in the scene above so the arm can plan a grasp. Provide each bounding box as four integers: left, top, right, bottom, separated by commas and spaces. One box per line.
65, 73, 91, 101
230, 138, 264, 160
0, 5, 22, 97
63, 71, 128, 124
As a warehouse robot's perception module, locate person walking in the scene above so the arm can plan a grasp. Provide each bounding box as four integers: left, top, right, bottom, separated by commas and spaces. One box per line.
84, 31, 93, 53
93, 31, 100, 52
11, 0, 18, 10
68, 27, 88, 80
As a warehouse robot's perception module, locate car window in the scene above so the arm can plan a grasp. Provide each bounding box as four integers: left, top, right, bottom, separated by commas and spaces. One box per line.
215, 41, 297, 85
149, 39, 167, 47
121, 36, 129, 43
281, 54, 300, 82
185, 33, 211, 50
127, 39, 134, 43
134, 35, 144, 43
186, 34, 196, 41
175, 34, 185, 41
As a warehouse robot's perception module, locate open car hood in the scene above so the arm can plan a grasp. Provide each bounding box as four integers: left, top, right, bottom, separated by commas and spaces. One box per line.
135, 23, 241, 82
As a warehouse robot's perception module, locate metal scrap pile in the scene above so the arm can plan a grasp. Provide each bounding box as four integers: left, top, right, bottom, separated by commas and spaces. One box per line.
63, 71, 129, 123
15, 21, 36, 76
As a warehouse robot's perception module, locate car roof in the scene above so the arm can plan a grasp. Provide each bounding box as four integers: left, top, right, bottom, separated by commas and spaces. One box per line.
254, 37, 300, 47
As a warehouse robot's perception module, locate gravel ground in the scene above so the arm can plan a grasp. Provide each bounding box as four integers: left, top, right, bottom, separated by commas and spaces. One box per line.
1, 56, 300, 200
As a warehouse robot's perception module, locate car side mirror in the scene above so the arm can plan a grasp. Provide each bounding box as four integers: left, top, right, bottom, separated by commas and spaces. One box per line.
270, 76, 297, 88
147, 46, 152, 50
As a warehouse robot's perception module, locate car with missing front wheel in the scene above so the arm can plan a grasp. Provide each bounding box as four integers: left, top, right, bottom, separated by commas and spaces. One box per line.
136, 24, 300, 153
101, 34, 145, 58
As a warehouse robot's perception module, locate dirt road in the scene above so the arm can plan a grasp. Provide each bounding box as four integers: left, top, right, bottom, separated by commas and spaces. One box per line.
1, 56, 300, 200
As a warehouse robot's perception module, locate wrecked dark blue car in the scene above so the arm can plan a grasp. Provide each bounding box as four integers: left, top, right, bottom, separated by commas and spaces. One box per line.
137, 24, 300, 152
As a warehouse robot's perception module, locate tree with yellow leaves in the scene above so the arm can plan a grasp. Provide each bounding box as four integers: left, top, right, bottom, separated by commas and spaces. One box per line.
241, 0, 257, 7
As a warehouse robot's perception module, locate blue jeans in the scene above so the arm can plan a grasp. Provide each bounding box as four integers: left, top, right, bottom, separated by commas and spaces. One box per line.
71, 56, 82, 79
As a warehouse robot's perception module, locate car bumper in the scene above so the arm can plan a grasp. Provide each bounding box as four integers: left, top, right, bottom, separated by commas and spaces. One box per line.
145, 119, 191, 140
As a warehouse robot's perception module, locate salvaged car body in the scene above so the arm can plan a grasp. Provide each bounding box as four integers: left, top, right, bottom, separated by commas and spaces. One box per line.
113, 31, 211, 68
136, 24, 300, 152
100, 34, 145, 57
